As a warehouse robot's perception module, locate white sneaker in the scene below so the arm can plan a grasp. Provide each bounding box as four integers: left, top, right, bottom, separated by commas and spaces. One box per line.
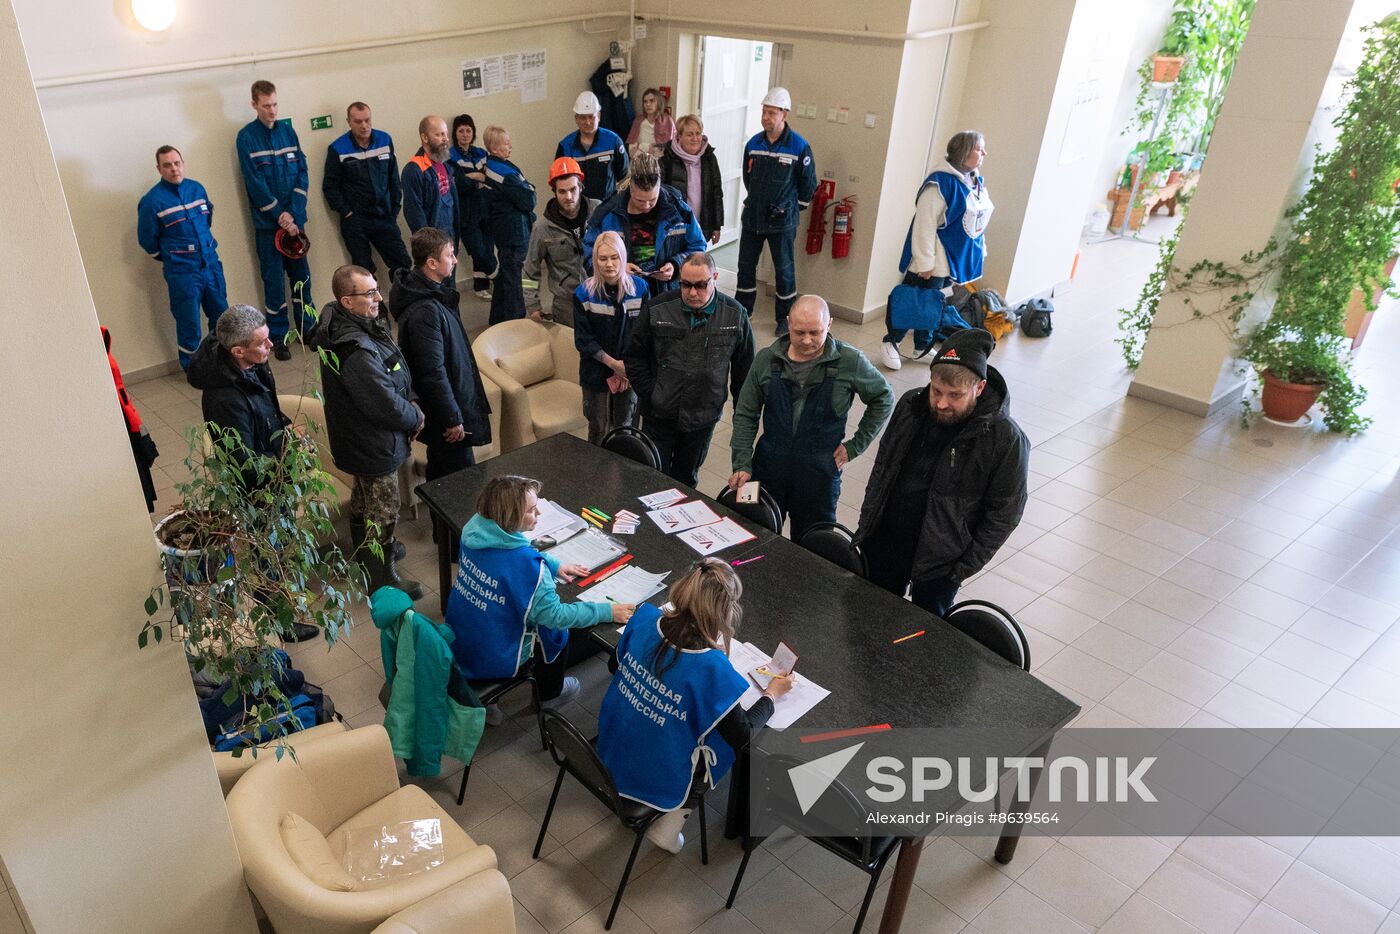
879, 341, 903, 370
645, 808, 690, 854
541, 676, 581, 708
484, 704, 504, 726
474, 288, 492, 300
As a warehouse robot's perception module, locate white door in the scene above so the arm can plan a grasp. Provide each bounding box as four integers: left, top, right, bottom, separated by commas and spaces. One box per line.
697, 36, 773, 251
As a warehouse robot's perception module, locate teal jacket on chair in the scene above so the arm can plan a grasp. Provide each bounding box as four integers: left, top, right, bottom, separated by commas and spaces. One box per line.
371, 586, 486, 777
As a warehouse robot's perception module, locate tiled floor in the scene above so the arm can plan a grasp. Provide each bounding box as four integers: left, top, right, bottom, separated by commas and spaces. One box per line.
128, 212, 1400, 933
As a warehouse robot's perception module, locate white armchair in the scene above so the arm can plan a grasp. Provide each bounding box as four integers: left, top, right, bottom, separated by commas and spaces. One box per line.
225, 725, 512, 934
471, 320, 586, 453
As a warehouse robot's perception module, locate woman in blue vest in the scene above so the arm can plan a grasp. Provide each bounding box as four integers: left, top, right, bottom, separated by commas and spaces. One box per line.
573, 230, 648, 444
879, 130, 995, 372
597, 559, 791, 853
445, 475, 635, 704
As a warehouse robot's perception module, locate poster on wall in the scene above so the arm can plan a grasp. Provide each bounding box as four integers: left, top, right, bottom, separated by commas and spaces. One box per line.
462, 49, 548, 103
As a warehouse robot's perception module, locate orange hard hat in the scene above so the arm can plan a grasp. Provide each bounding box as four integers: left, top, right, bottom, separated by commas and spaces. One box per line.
548, 156, 584, 187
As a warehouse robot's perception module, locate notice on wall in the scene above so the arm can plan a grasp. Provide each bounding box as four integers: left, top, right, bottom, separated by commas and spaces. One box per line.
462, 49, 548, 103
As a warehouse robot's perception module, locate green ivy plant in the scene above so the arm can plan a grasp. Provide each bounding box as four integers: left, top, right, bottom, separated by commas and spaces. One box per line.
1120, 15, 1400, 435
141, 380, 371, 757
1122, 0, 1256, 192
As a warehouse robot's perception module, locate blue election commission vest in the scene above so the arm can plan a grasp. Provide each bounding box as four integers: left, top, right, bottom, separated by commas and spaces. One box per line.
899, 170, 994, 282
597, 604, 750, 811
136, 179, 221, 275
445, 538, 566, 679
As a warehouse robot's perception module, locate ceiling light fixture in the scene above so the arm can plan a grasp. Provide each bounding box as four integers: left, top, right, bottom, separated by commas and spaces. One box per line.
131, 0, 176, 32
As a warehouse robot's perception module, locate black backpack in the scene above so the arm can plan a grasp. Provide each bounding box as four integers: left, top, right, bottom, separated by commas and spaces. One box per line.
1019, 298, 1053, 337
961, 288, 1006, 330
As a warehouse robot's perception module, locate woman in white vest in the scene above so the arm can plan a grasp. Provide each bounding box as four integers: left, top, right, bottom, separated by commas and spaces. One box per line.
445, 475, 634, 705
597, 558, 791, 853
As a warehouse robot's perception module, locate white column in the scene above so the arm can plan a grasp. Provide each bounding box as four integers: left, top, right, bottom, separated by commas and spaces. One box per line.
0, 3, 256, 931
1129, 0, 1356, 414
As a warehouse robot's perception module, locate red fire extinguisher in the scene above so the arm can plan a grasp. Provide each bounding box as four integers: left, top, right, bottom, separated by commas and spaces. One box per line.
830, 196, 856, 259
806, 180, 836, 254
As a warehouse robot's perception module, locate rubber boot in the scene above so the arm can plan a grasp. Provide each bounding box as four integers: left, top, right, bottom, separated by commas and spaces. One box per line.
380, 521, 424, 601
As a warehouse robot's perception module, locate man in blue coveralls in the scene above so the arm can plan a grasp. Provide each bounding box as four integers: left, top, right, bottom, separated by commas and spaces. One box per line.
556, 91, 629, 203
236, 79, 312, 360
137, 145, 229, 369
735, 87, 816, 339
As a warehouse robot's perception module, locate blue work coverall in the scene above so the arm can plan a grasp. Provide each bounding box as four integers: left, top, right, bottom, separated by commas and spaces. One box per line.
236, 118, 313, 342
136, 178, 229, 368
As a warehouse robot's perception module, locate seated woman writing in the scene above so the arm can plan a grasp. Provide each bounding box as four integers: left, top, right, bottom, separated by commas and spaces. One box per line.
445, 475, 634, 705
597, 558, 791, 853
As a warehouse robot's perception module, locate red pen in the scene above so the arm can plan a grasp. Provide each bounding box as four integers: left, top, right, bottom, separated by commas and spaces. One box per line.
576, 554, 633, 588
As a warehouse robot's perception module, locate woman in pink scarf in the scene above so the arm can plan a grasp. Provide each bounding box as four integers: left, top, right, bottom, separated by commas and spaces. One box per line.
659, 114, 725, 244
627, 88, 676, 160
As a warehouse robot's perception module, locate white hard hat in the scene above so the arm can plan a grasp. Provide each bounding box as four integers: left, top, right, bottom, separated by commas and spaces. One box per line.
762, 87, 792, 110
573, 91, 602, 115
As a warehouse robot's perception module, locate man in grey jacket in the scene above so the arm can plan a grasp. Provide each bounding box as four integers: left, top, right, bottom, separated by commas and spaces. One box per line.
313, 264, 426, 599
522, 156, 596, 325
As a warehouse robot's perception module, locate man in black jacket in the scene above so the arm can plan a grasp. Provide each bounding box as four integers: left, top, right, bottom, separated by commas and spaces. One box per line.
392, 228, 492, 481
312, 264, 425, 600
186, 304, 288, 492
854, 328, 1029, 617
624, 252, 754, 487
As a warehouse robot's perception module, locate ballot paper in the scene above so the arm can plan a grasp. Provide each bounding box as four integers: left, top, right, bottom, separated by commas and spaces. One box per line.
612, 510, 640, 535
541, 528, 625, 572
726, 640, 830, 730
647, 500, 722, 533
580, 566, 670, 605
531, 498, 587, 546
676, 517, 756, 555
639, 488, 687, 509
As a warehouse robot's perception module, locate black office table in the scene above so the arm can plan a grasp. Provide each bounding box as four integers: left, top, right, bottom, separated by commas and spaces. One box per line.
416, 433, 1080, 934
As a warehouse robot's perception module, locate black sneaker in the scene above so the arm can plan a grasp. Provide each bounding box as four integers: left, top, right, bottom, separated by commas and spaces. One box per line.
273, 341, 292, 361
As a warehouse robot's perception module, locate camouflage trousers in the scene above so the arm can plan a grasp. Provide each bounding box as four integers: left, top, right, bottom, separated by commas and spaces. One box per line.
349, 471, 401, 533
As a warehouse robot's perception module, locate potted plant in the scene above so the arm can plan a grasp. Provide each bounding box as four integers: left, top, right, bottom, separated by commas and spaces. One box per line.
1233, 14, 1399, 432
1152, 54, 1186, 83
143, 411, 371, 753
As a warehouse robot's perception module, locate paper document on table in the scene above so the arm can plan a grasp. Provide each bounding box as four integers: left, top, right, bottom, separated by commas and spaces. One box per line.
647, 500, 722, 533
531, 498, 587, 546
726, 641, 830, 730
639, 488, 687, 509
580, 566, 670, 604
542, 528, 625, 572
676, 518, 756, 555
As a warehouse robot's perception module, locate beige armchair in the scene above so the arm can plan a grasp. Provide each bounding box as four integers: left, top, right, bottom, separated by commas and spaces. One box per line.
279, 394, 355, 540
214, 720, 348, 796
226, 725, 512, 934
401, 374, 503, 517
471, 320, 585, 453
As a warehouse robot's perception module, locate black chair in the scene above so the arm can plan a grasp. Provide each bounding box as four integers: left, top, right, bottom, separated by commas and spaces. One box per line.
601, 426, 662, 470
454, 669, 543, 804
533, 708, 709, 930
715, 485, 783, 534
797, 522, 867, 578
945, 599, 1031, 671
726, 753, 898, 934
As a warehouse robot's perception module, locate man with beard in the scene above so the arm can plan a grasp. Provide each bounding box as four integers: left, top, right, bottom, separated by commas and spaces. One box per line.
402, 115, 458, 290
522, 157, 596, 325
854, 328, 1028, 617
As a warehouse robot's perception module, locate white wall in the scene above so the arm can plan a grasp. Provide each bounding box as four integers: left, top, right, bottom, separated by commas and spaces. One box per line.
629, 0, 978, 320
19, 0, 631, 377
0, 2, 256, 930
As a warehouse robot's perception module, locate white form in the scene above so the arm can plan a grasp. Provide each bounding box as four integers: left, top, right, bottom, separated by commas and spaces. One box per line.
541, 528, 625, 571
676, 518, 756, 555
579, 566, 670, 604
725, 641, 831, 730
639, 488, 688, 509
531, 498, 587, 545
646, 500, 722, 533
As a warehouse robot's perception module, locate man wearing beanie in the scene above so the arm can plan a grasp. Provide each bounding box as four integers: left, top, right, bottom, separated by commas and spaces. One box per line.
854, 328, 1029, 616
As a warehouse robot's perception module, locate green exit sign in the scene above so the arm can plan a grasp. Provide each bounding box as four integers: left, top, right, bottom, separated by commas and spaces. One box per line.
310, 115, 333, 131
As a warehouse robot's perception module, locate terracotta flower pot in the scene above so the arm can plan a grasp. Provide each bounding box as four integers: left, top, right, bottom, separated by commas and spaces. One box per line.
1152, 55, 1185, 82
1260, 371, 1324, 422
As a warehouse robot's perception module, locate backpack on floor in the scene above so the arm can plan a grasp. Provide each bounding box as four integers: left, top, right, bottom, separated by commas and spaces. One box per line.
1018, 298, 1054, 337
962, 288, 1007, 330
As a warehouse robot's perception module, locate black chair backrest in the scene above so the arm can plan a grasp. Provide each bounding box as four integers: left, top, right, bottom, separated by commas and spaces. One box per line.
715, 486, 782, 534
601, 426, 662, 471
539, 708, 624, 812
944, 600, 1031, 671
757, 753, 878, 864
797, 522, 867, 577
